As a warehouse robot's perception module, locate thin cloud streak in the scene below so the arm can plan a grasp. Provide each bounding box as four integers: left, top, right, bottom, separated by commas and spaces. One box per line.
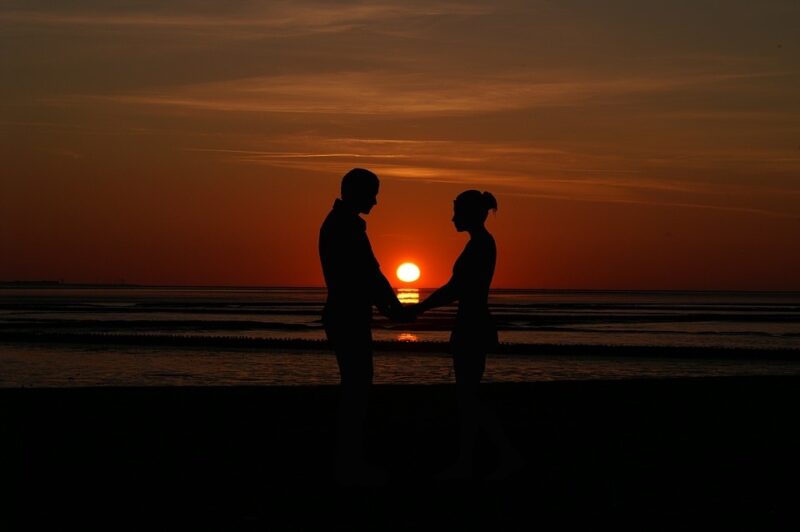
186, 148, 409, 159
186, 139, 744, 195
184, 134, 798, 220
73, 70, 783, 116
0, 3, 492, 37
504, 191, 799, 220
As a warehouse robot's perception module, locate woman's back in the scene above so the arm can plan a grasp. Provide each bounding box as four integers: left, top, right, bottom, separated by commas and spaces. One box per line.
453, 230, 495, 314
451, 229, 497, 351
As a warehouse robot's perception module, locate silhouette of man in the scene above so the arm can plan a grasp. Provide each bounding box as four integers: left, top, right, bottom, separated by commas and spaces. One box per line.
319, 168, 407, 485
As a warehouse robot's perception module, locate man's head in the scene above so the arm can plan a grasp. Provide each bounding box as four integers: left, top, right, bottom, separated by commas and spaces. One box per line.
341, 168, 379, 214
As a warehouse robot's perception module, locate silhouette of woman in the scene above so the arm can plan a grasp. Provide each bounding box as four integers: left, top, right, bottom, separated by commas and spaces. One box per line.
412, 190, 523, 479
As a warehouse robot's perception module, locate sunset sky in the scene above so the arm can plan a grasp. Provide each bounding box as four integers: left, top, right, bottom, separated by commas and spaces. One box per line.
2, 1, 799, 289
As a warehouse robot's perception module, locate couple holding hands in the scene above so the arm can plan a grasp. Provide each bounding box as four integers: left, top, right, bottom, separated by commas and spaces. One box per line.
319, 168, 522, 486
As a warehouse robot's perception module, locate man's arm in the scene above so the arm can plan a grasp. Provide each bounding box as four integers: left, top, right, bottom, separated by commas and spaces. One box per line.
355, 228, 408, 321
372, 269, 410, 321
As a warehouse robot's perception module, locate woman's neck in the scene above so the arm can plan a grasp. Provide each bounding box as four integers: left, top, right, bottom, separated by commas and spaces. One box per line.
468, 225, 488, 239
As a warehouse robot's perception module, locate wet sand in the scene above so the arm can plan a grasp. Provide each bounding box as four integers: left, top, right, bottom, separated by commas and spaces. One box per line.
2, 376, 798, 530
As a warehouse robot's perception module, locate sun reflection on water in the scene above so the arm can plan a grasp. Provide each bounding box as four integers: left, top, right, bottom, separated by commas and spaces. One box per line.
397, 288, 419, 305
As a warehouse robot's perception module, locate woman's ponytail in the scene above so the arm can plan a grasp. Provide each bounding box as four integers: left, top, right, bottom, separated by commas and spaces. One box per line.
482, 191, 498, 213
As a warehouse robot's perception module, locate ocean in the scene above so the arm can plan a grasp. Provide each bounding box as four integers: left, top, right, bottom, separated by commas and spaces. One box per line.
1, 286, 798, 386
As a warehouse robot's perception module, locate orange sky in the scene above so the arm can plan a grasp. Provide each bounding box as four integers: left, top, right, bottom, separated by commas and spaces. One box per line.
1, 1, 799, 289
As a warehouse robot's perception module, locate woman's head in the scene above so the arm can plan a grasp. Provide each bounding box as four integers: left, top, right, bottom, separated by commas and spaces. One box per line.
452, 190, 497, 232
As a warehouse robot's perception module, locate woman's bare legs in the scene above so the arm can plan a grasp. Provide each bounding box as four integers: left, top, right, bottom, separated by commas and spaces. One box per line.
438, 360, 524, 480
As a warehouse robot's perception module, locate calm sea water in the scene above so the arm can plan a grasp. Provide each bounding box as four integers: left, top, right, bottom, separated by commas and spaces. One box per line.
1, 287, 798, 386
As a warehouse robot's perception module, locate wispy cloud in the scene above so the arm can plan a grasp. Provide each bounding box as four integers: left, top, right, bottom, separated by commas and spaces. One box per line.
9, 3, 798, 219
185, 135, 800, 219
70, 70, 781, 116
505, 191, 799, 219
0, 2, 493, 38
185, 137, 701, 191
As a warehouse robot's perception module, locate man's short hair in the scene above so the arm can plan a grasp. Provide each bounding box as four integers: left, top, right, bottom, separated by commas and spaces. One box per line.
341, 168, 379, 198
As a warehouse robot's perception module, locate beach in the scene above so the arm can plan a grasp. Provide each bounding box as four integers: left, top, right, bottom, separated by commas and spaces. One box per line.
3, 376, 798, 530
6, 0, 800, 528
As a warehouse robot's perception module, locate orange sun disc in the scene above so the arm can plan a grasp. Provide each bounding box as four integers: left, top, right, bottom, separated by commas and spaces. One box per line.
396, 262, 421, 283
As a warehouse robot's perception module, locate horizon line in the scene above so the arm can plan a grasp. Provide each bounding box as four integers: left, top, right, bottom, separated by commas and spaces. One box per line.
1, 281, 799, 294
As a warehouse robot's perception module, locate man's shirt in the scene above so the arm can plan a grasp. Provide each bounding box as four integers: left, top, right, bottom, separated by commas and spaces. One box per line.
319, 199, 397, 327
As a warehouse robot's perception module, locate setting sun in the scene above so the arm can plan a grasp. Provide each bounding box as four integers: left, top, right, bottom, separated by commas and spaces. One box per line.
396, 262, 421, 283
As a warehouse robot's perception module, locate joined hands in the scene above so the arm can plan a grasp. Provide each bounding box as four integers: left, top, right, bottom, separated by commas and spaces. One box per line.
389, 304, 419, 323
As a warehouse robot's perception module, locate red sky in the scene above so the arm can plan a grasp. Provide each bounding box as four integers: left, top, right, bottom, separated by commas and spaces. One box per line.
2, 1, 799, 289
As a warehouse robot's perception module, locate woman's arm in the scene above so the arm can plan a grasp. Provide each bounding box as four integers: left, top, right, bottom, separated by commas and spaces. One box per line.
414, 277, 459, 314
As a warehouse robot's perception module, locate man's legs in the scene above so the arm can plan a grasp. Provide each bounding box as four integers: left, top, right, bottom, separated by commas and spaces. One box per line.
334, 346, 373, 473
326, 323, 383, 485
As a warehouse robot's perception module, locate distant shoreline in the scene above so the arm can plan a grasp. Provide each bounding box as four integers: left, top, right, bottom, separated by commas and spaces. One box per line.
2, 282, 799, 295
1, 331, 798, 360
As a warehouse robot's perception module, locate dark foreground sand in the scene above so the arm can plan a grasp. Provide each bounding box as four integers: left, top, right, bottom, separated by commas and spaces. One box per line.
2, 377, 799, 530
